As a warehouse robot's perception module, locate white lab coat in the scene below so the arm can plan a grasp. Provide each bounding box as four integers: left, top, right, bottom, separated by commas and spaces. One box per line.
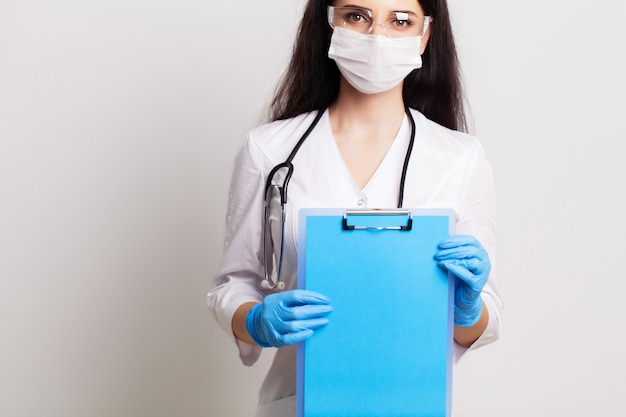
207, 108, 502, 417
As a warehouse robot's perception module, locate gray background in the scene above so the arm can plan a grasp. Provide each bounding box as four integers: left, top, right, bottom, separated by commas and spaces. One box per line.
1, 0, 624, 416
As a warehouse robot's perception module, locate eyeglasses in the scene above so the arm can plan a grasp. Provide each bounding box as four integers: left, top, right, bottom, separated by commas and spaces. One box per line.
328, 6, 431, 38
261, 162, 293, 290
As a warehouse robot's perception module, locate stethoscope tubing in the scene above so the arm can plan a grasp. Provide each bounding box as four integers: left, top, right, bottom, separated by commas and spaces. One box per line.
261, 106, 416, 290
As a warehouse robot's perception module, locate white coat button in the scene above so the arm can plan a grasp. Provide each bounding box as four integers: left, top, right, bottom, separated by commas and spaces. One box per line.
357, 199, 364, 206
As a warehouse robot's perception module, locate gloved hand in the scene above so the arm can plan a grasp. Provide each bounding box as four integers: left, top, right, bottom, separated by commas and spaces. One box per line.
434, 235, 490, 327
246, 289, 332, 348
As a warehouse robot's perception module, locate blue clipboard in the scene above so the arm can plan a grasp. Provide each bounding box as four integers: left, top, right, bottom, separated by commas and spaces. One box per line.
297, 208, 455, 417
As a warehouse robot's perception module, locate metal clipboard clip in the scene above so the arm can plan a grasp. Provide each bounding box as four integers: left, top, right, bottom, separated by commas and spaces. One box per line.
342, 209, 413, 231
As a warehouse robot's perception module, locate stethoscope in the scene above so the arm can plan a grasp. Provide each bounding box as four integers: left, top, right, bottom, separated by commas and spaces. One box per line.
261, 106, 416, 290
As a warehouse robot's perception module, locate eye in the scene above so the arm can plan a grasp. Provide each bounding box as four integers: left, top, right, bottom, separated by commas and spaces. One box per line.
390, 12, 414, 30
344, 11, 369, 24
392, 19, 410, 28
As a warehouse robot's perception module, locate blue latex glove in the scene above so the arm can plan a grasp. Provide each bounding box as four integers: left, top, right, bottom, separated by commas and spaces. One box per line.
245, 289, 332, 348
434, 235, 490, 327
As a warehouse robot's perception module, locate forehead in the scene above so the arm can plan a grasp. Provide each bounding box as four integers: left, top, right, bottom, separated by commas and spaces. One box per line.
332, 0, 423, 14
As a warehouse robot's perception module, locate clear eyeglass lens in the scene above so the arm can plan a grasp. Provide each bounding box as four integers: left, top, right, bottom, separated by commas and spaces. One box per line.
329, 6, 427, 38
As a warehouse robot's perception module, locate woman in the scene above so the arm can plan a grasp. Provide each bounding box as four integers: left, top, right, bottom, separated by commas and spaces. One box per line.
208, 0, 502, 416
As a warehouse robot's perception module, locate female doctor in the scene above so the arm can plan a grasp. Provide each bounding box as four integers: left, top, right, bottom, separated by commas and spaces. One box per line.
208, 0, 502, 416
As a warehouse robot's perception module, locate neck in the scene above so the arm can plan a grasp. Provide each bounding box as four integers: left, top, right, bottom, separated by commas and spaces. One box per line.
329, 78, 406, 137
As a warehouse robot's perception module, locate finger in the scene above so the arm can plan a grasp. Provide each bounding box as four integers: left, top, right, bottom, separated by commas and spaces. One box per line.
276, 317, 330, 335
445, 258, 487, 274
441, 261, 487, 292
276, 303, 332, 322
283, 289, 330, 306
275, 303, 332, 322
438, 260, 475, 282
463, 258, 489, 274
293, 317, 330, 332
434, 245, 483, 261
437, 235, 478, 249
280, 329, 314, 345
290, 304, 333, 320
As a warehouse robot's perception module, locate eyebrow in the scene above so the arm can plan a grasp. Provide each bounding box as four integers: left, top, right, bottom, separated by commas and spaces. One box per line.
393, 10, 419, 16
341, 4, 419, 16
341, 4, 369, 10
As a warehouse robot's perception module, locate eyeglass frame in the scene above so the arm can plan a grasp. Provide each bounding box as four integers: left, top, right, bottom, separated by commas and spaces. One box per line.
327, 5, 432, 38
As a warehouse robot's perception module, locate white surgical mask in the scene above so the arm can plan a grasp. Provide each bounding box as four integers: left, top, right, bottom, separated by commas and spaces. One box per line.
328, 27, 423, 95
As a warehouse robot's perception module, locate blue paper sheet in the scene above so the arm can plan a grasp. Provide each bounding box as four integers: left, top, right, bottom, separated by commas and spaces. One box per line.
297, 208, 455, 417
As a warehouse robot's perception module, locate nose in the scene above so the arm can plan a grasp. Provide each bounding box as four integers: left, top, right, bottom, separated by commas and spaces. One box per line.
370, 22, 388, 36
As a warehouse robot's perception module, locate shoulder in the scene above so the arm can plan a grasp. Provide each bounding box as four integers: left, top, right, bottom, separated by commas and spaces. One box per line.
233, 109, 327, 177
408, 108, 484, 159
247, 110, 326, 162
409, 108, 478, 146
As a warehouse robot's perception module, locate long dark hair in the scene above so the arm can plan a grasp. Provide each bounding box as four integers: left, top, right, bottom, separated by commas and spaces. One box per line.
268, 0, 467, 132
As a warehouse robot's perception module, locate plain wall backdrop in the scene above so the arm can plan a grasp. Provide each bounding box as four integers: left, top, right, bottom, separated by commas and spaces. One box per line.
1, 1, 624, 416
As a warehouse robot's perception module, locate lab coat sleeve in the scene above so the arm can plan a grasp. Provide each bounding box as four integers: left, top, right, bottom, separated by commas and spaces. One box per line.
207, 135, 269, 366
453, 139, 503, 363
